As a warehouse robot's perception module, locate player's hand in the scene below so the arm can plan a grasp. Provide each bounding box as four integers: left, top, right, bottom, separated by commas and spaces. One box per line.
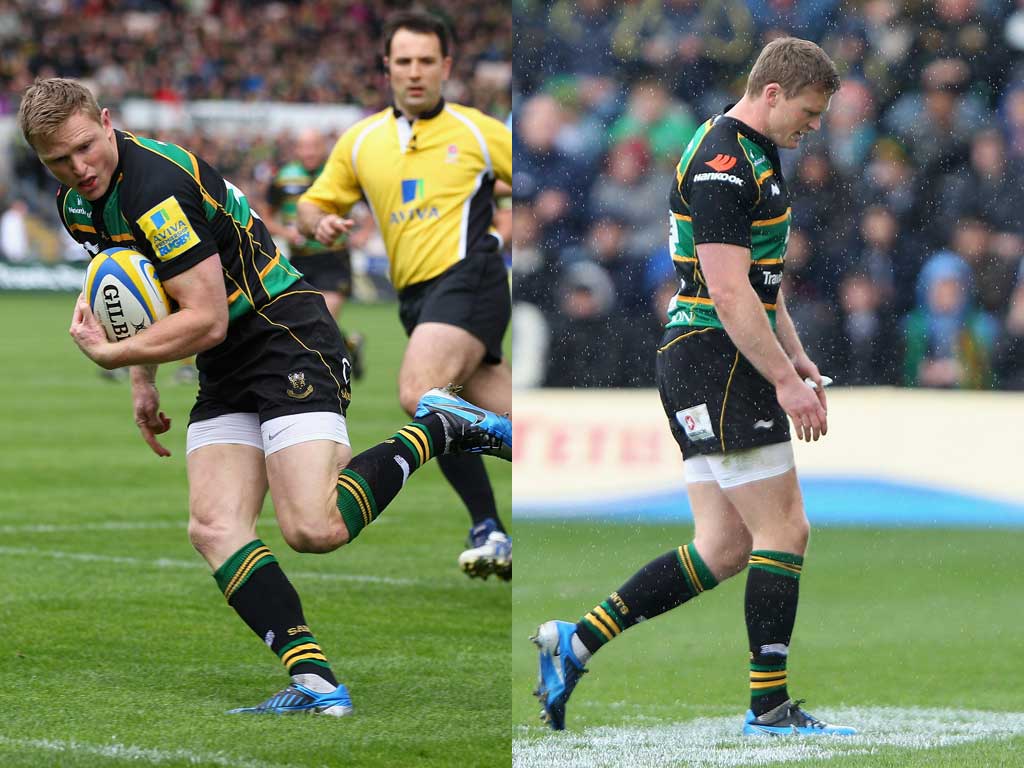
776, 373, 827, 442
287, 225, 306, 246
131, 377, 172, 457
791, 352, 828, 412
69, 293, 118, 368
313, 214, 354, 246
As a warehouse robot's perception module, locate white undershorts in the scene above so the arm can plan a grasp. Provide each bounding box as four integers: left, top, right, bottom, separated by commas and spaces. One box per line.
185, 412, 350, 457
683, 441, 795, 489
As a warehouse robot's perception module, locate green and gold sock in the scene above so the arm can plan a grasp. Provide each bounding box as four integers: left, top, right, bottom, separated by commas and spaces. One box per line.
576, 542, 718, 655
746, 549, 803, 716
214, 539, 337, 685
337, 417, 445, 541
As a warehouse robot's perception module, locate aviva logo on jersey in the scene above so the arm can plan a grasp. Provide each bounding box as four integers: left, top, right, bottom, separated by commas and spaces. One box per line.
393, 178, 439, 224
401, 178, 425, 204
137, 196, 200, 261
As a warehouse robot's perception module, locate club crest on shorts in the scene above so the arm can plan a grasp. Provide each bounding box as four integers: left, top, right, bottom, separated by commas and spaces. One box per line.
676, 403, 715, 441
286, 371, 314, 399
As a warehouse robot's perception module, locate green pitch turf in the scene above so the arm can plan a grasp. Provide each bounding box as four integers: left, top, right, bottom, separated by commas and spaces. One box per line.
513, 521, 1024, 767
0, 294, 510, 768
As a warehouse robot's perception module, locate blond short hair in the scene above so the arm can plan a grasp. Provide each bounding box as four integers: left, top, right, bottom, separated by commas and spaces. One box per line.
745, 37, 840, 99
18, 78, 103, 148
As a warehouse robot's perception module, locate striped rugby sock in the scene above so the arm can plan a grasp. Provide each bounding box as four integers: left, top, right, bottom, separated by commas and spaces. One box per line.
576, 542, 718, 656
214, 539, 337, 685
336, 416, 445, 541
745, 549, 803, 716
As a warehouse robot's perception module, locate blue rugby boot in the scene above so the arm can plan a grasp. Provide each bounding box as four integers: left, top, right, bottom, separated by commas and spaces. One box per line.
531, 620, 586, 730
742, 699, 856, 736
414, 387, 511, 460
227, 682, 353, 716
459, 518, 512, 581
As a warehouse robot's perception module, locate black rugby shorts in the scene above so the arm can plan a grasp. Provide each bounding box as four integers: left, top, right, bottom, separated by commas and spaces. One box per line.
656, 326, 790, 460
397, 251, 510, 364
190, 282, 352, 425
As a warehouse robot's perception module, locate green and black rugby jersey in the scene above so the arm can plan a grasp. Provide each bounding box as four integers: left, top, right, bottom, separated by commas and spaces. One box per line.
267, 161, 336, 258
668, 113, 791, 330
57, 130, 301, 322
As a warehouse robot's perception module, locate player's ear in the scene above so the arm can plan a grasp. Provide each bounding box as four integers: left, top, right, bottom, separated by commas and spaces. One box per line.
764, 84, 781, 106
442, 56, 453, 80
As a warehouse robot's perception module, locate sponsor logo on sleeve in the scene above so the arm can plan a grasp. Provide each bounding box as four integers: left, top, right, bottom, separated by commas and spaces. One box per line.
705, 154, 737, 171
137, 196, 200, 261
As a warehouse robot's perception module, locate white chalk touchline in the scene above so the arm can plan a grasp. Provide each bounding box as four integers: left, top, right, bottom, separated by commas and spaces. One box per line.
0, 517, 395, 535
0, 546, 419, 586
513, 707, 1024, 768
0, 734, 300, 768
0, 520, 185, 534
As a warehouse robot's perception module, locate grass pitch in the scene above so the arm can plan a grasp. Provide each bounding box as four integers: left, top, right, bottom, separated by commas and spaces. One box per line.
513, 521, 1024, 767
0, 294, 510, 768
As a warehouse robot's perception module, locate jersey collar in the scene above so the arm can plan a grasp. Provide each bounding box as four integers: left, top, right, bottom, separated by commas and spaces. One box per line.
716, 108, 781, 165
392, 97, 446, 122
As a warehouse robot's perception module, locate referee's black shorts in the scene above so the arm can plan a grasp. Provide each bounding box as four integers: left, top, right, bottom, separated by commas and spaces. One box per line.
397, 251, 510, 365
656, 325, 790, 460
191, 283, 352, 425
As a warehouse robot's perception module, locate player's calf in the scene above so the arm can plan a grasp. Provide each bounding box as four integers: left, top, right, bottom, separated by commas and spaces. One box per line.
335, 389, 511, 543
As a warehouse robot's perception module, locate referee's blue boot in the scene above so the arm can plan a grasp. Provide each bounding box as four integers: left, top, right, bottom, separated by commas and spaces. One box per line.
415, 387, 511, 460
226, 682, 353, 716
531, 620, 586, 731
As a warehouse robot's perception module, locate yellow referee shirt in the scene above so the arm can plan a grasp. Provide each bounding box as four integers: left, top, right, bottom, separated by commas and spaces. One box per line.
301, 99, 512, 291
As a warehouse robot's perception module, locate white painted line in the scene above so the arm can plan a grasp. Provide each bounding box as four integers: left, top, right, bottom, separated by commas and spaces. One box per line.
0, 521, 185, 534
0, 546, 419, 586
513, 707, 1024, 768
0, 735, 298, 768
0, 516, 393, 535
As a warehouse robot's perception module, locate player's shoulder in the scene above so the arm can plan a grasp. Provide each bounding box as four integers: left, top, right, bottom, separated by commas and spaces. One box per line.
686, 116, 756, 182
121, 131, 197, 175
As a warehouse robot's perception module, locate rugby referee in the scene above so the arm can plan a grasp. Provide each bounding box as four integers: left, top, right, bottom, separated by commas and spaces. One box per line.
297, 10, 513, 580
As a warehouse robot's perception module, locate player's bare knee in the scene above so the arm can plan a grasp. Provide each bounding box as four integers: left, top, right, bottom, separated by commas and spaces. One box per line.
188, 514, 235, 557
398, 385, 421, 416
280, 515, 348, 553
694, 533, 751, 579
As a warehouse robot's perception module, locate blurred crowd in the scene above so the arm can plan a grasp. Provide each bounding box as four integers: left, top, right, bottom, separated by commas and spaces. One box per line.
512, 0, 1024, 391
0, 0, 510, 270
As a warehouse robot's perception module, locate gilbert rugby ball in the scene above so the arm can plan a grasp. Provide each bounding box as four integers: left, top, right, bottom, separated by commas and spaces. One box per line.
84, 247, 171, 342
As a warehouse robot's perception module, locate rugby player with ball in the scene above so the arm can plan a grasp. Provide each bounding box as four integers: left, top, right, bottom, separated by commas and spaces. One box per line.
19, 77, 511, 716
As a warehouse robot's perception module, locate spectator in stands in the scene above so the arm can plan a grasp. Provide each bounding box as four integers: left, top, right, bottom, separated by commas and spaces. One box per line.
849, 204, 922, 316
587, 138, 666, 259
832, 270, 902, 386
514, 93, 587, 251
903, 251, 998, 389
941, 129, 1024, 237
996, 257, 1024, 389
608, 78, 696, 162
0, 199, 31, 263
545, 261, 621, 388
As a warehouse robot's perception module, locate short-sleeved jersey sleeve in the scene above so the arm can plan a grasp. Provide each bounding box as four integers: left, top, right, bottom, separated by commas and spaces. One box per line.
479, 114, 512, 185
686, 149, 758, 249
127, 168, 218, 282
300, 129, 363, 217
